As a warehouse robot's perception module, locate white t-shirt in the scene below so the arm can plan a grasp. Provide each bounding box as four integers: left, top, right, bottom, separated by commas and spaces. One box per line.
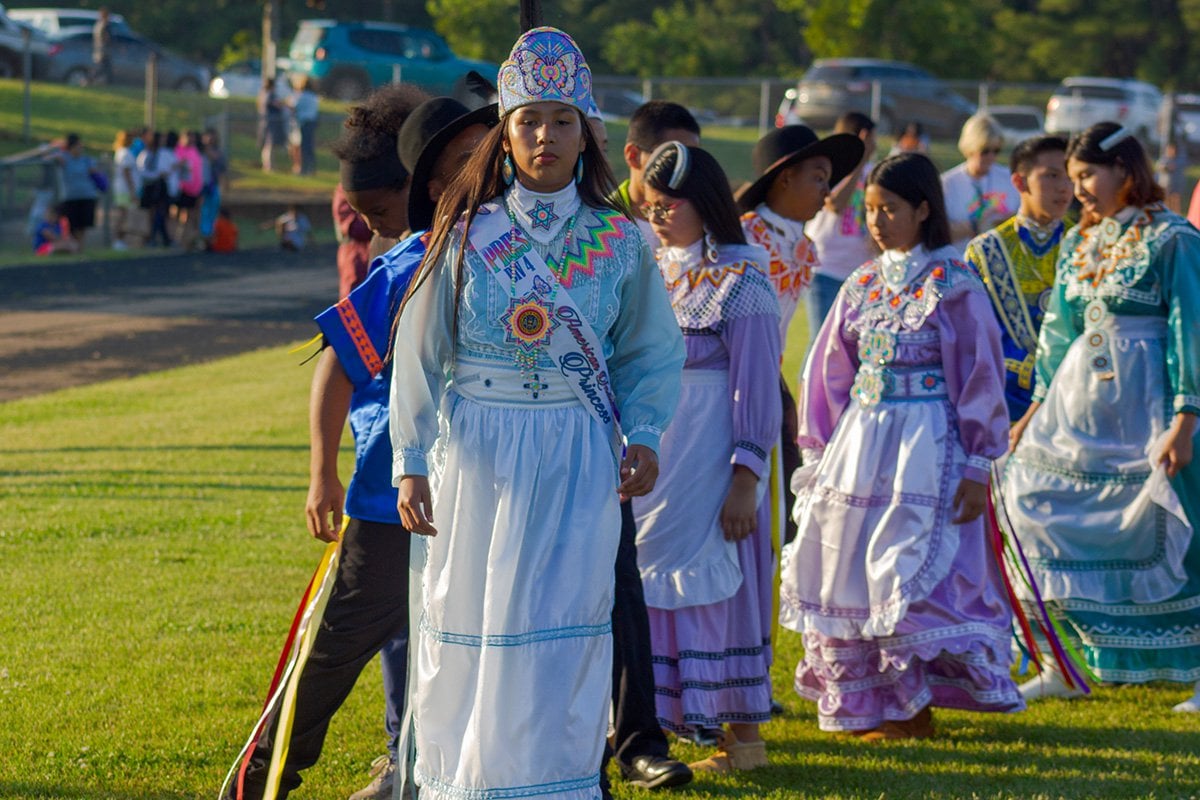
113, 146, 139, 204
941, 162, 1020, 255
806, 162, 876, 281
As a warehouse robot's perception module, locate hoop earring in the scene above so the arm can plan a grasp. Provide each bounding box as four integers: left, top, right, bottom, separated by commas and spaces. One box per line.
502, 154, 515, 187
574, 155, 585, 185
704, 228, 719, 263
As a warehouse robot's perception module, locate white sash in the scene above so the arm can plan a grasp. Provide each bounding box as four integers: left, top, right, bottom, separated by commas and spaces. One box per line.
467, 201, 624, 456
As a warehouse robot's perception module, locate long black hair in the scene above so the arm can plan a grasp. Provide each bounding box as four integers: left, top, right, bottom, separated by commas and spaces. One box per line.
1067, 121, 1163, 227
868, 153, 952, 250
642, 142, 747, 245
397, 104, 622, 339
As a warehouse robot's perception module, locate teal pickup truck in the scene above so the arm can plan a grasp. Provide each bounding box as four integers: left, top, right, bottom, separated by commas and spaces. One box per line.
284, 19, 495, 101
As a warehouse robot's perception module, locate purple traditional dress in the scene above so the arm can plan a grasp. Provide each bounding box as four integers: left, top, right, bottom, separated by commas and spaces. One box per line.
780, 244, 1024, 731
632, 240, 782, 734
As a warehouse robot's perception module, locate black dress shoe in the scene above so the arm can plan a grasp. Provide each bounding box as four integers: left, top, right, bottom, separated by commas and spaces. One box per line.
619, 755, 694, 789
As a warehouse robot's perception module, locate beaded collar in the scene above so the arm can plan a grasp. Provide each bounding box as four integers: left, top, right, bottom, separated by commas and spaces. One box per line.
1015, 214, 1065, 258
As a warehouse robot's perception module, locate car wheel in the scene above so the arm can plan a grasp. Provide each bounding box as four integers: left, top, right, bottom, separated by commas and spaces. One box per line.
174, 77, 202, 93
326, 72, 368, 102
64, 66, 90, 87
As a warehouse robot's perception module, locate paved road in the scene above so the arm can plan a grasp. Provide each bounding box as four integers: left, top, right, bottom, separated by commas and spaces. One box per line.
0, 245, 340, 401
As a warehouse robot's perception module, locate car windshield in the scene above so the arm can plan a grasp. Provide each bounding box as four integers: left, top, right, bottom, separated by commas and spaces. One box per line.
992, 112, 1038, 127
803, 65, 858, 82
1056, 84, 1127, 101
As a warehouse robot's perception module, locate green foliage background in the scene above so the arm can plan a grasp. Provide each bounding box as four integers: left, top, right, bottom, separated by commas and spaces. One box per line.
24, 0, 1200, 87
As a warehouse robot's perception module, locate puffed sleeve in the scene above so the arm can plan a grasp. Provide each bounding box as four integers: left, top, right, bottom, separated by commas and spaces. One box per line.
1160, 231, 1200, 415
797, 286, 857, 457
936, 280, 1009, 484
606, 241, 686, 453
389, 239, 456, 481
721, 310, 782, 478
1031, 271, 1076, 403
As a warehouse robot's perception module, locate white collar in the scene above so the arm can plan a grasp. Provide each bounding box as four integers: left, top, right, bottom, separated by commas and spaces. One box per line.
504, 181, 581, 244
657, 240, 705, 287
755, 202, 807, 241
879, 244, 928, 291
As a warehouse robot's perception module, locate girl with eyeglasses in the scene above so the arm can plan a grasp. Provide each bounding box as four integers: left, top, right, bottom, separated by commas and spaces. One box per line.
941, 113, 1021, 253
631, 141, 782, 772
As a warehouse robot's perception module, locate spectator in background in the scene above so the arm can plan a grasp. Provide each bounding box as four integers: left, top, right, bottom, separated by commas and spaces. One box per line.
941, 113, 1020, 254
33, 204, 79, 255
111, 129, 139, 251
54, 133, 104, 251
332, 184, 374, 298
137, 131, 173, 247
174, 130, 205, 250
258, 76, 289, 172
292, 78, 321, 175
805, 111, 878, 339
1156, 139, 1187, 213
199, 129, 228, 250
208, 207, 238, 253
888, 121, 929, 156
271, 204, 311, 251
91, 6, 112, 86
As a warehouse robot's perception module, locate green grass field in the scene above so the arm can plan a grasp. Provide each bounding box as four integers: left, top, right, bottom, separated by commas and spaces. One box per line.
2, 304, 1199, 799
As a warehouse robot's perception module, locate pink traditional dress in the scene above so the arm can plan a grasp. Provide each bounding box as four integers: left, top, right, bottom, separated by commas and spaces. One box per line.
780, 244, 1024, 731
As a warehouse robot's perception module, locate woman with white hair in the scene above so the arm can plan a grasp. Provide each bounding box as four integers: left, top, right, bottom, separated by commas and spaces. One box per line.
941, 113, 1021, 253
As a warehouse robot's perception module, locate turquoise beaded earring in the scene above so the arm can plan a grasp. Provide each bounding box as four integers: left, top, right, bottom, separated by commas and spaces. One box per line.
574, 154, 585, 185
502, 154, 516, 187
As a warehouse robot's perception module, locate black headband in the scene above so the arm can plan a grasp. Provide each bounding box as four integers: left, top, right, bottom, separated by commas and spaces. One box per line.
339, 150, 409, 192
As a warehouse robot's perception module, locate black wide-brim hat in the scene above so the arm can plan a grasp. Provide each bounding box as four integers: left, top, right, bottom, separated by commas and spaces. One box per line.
735, 125, 865, 211
399, 97, 499, 232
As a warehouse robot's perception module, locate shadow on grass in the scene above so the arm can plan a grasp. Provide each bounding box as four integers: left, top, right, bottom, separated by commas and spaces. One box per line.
745, 717, 1200, 798
0, 784, 181, 800
0, 444, 308, 454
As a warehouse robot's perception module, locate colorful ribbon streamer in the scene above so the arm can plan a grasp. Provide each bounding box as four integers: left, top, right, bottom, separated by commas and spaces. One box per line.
220, 526, 345, 800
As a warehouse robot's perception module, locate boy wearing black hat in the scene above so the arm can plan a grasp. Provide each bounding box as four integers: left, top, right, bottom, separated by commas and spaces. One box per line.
736, 125, 864, 548
226, 97, 496, 800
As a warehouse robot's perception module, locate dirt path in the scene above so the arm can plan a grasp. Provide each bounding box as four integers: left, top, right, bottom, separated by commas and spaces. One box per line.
0, 245, 340, 401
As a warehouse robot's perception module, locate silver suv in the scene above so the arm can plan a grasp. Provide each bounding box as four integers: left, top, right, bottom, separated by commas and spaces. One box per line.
1045, 77, 1163, 145
776, 58, 975, 137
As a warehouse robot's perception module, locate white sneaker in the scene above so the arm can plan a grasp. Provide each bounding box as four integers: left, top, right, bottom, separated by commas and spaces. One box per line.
1019, 669, 1085, 700
112, 239, 129, 251
1172, 681, 1200, 713
347, 754, 395, 800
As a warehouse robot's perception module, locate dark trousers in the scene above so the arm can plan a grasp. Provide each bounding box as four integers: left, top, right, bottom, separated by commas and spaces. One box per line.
780, 375, 801, 544
603, 500, 669, 784
230, 518, 411, 800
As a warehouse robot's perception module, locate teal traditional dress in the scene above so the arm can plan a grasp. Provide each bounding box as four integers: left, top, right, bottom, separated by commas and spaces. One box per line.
965, 215, 1063, 421
1001, 204, 1200, 683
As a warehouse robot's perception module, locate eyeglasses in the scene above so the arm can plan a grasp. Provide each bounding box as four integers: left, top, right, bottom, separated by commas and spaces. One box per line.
981, 147, 1002, 156
640, 200, 683, 224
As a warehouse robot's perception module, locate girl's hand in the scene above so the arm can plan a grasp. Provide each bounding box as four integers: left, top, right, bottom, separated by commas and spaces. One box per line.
1008, 401, 1040, 453
720, 467, 759, 541
618, 445, 659, 500
1160, 412, 1197, 479
952, 477, 988, 524
398, 475, 437, 536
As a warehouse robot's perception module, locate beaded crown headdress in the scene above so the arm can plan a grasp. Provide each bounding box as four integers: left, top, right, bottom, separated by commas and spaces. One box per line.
498, 27, 593, 117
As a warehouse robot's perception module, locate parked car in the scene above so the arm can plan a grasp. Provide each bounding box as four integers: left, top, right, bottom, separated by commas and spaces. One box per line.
43, 28, 209, 91
1045, 76, 1163, 145
985, 104, 1046, 145
0, 3, 52, 78
775, 58, 975, 137
1171, 93, 1200, 155
7, 6, 130, 36
209, 58, 286, 99
283, 19, 495, 101
591, 87, 645, 119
